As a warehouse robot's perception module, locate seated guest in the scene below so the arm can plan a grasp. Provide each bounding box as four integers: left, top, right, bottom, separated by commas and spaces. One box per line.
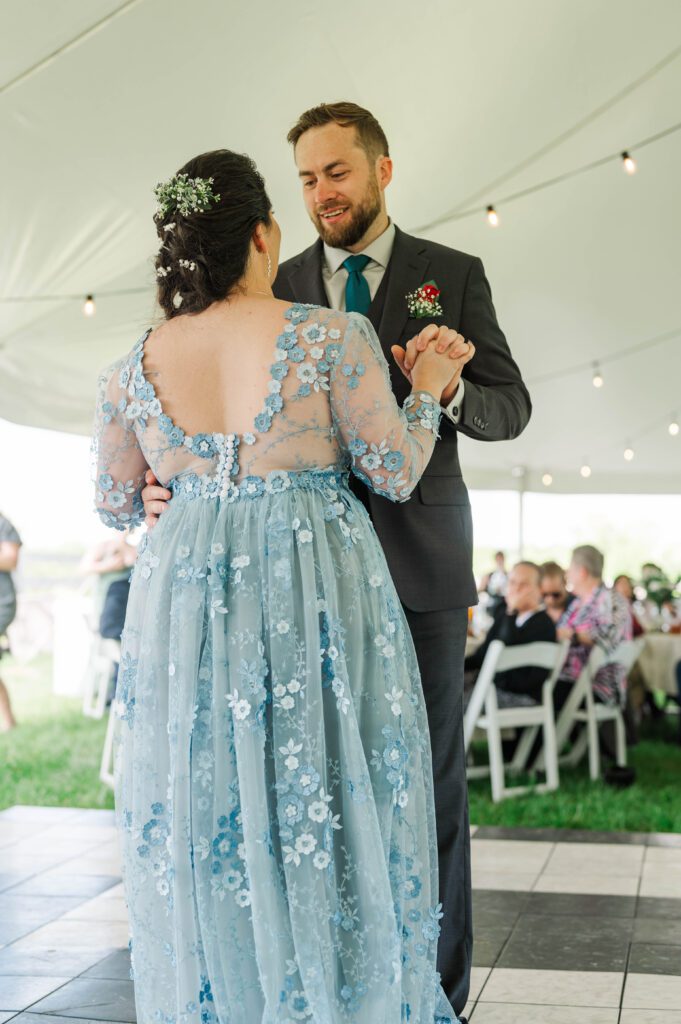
466, 561, 557, 707
479, 550, 509, 616
539, 561, 577, 625
556, 545, 633, 709
613, 574, 645, 637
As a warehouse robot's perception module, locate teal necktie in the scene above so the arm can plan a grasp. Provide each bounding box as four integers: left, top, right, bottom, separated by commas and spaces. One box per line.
342, 254, 371, 315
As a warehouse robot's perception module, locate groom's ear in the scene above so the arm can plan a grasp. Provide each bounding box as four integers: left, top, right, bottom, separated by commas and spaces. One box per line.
376, 155, 393, 191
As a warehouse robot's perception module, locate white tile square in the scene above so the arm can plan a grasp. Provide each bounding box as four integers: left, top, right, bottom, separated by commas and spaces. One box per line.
472, 839, 554, 871
543, 843, 644, 879
471, 1004, 618, 1023
638, 872, 681, 899
481, 969, 623, 1008
623, 973, 681, 1011
533, 873, 639, 897
644, 846, 681, 867
472, 870, 539, 892
61, 895, 129, 922
13, 919, 130, 951
620, 1012, 681, 1023
467, 966, 491, 1003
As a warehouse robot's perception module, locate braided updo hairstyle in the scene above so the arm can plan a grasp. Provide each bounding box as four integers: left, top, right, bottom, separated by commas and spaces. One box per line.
154, 150, 272, 319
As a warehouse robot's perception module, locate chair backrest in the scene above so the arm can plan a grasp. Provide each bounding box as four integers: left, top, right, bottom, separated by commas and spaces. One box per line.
463, 639, 569, 750
586, 637, 645, 678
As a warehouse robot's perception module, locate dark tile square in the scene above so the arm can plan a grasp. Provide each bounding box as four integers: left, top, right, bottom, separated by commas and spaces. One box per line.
498, 913, 632, 972
472, 826, 562, 843
28, 978, 135, 1022
628, 942, 681, 975
636, 896, 681, 920
472, 889, 530, 923
647, 833, 681, 848
526, 892, 637, 919
472, 926, 511, 968
81, 950, 132, 982
633, 917, 681, 945
0, 872, 39, 894
559, 828, 649, 845
0, 975, 71, 1012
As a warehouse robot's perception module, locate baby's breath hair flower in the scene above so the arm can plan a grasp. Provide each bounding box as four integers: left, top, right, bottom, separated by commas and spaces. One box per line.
172, 292, 183, 309
179, 259, 197, 271
156, 265, 171, 278
154, 173, 220, 220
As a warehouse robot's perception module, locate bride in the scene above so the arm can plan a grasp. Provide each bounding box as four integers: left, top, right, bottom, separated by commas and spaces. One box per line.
93, 148, 473, 1024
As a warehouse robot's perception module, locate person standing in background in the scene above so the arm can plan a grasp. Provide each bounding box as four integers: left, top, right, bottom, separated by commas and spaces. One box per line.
0, 512, 22, 732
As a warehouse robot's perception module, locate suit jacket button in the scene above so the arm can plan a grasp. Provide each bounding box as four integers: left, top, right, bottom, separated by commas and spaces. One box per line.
452, 406, 459, 416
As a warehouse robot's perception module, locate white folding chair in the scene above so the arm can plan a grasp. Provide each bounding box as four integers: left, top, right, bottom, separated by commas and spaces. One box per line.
549, 638, 644, 780
464, 639, 569, 802
82, 636, 120, 719
100, 702, 116, 790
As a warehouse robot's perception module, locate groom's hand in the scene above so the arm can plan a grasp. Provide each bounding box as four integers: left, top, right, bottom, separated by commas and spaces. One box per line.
142, 469, 172, 530
392, 325, 474, 402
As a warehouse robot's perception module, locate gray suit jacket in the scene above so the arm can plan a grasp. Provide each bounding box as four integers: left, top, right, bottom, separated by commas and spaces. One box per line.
273, 225, 531, 611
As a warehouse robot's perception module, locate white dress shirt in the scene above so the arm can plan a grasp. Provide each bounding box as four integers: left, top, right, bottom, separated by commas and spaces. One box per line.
321, 221, 463, 424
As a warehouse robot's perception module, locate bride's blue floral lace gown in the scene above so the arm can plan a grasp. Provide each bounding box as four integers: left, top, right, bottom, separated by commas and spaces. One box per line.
93, 303, 459, 1024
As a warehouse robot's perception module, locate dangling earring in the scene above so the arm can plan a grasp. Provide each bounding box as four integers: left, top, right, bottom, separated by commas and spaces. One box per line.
265, 251, 272, 282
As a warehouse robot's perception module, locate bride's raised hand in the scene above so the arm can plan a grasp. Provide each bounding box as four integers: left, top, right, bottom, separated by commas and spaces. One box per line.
392, 325, 472, 384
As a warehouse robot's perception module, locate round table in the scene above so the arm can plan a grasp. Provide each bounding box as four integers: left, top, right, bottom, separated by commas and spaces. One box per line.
636, 632, 681, 697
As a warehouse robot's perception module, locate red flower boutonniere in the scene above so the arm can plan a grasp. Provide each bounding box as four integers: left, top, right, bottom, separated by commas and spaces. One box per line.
405, 280, 443, 318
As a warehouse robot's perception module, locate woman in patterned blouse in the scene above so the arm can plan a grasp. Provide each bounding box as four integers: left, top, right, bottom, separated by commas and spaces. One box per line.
556, 544, 633, 706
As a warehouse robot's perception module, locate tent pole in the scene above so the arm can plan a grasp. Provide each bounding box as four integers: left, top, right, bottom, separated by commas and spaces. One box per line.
517, 470, 526, 559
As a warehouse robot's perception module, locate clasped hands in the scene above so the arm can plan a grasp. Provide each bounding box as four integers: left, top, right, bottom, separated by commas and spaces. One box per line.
391, 324, 475, 405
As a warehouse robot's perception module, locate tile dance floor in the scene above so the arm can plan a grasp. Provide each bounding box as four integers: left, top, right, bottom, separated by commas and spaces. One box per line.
0, 807, 680, 1023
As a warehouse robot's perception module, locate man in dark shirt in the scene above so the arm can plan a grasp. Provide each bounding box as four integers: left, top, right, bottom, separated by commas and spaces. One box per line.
466, 561, 556, 706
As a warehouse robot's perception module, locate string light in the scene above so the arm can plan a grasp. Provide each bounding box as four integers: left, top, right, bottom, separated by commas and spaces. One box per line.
82, 294, 96, 317
624, 446, 635, 461
621, 151, 637, 175
592, 363, 604, 388
580, 463, 592, 479
669, 418, 680, 437
486, 205, 499, 227
542, 472, 553, 487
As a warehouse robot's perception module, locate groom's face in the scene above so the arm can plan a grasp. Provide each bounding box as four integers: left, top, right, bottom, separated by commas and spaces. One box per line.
294, 123, 388, 248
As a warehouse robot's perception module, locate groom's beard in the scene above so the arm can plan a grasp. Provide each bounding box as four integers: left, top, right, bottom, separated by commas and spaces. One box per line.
313, 179, 382, 249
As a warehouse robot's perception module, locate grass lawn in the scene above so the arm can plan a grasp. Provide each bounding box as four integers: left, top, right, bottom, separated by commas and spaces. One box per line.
1, 654, 680, 832
1, 654, 114, 812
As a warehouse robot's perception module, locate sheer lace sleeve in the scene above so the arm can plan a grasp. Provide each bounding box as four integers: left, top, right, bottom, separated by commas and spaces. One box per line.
92, 359, 148, 530
329, 312, 441, 502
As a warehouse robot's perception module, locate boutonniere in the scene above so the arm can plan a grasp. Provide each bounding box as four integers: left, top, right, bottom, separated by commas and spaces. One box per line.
405, 280, 443, 318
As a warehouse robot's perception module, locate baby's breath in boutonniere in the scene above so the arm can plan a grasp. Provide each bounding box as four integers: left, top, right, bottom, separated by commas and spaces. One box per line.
406, 280, 443, 318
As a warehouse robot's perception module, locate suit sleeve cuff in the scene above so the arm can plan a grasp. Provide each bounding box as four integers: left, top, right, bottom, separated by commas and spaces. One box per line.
443, 380, 465, 424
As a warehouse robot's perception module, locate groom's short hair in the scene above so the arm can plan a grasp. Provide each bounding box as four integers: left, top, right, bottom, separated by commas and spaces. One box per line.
287, 102, 390, 161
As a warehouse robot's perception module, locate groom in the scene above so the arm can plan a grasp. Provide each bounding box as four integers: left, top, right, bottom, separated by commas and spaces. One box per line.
143, 102, 531, 1018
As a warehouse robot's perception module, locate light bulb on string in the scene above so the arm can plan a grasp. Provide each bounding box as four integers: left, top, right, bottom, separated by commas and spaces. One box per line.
621, 151, 637, 175
592, 363, 603, 389
542, 472, 553, 487
83, 294, 96, 317
580, 462, 592, 479
669, 417, 679, 437
624, 446, 635, 462
486, 205, 499, 227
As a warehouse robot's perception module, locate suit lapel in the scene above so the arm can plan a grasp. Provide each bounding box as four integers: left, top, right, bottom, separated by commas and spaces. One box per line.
287, 239, 327, 307
377, 226, 431, 358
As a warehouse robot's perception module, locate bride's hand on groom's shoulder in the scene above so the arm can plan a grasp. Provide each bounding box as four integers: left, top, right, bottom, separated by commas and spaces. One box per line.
391, 325, 475, 400
141, 469, 172, 530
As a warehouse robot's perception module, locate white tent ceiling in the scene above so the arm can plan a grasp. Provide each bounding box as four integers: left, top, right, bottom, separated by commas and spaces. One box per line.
1, 0, 680, 493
